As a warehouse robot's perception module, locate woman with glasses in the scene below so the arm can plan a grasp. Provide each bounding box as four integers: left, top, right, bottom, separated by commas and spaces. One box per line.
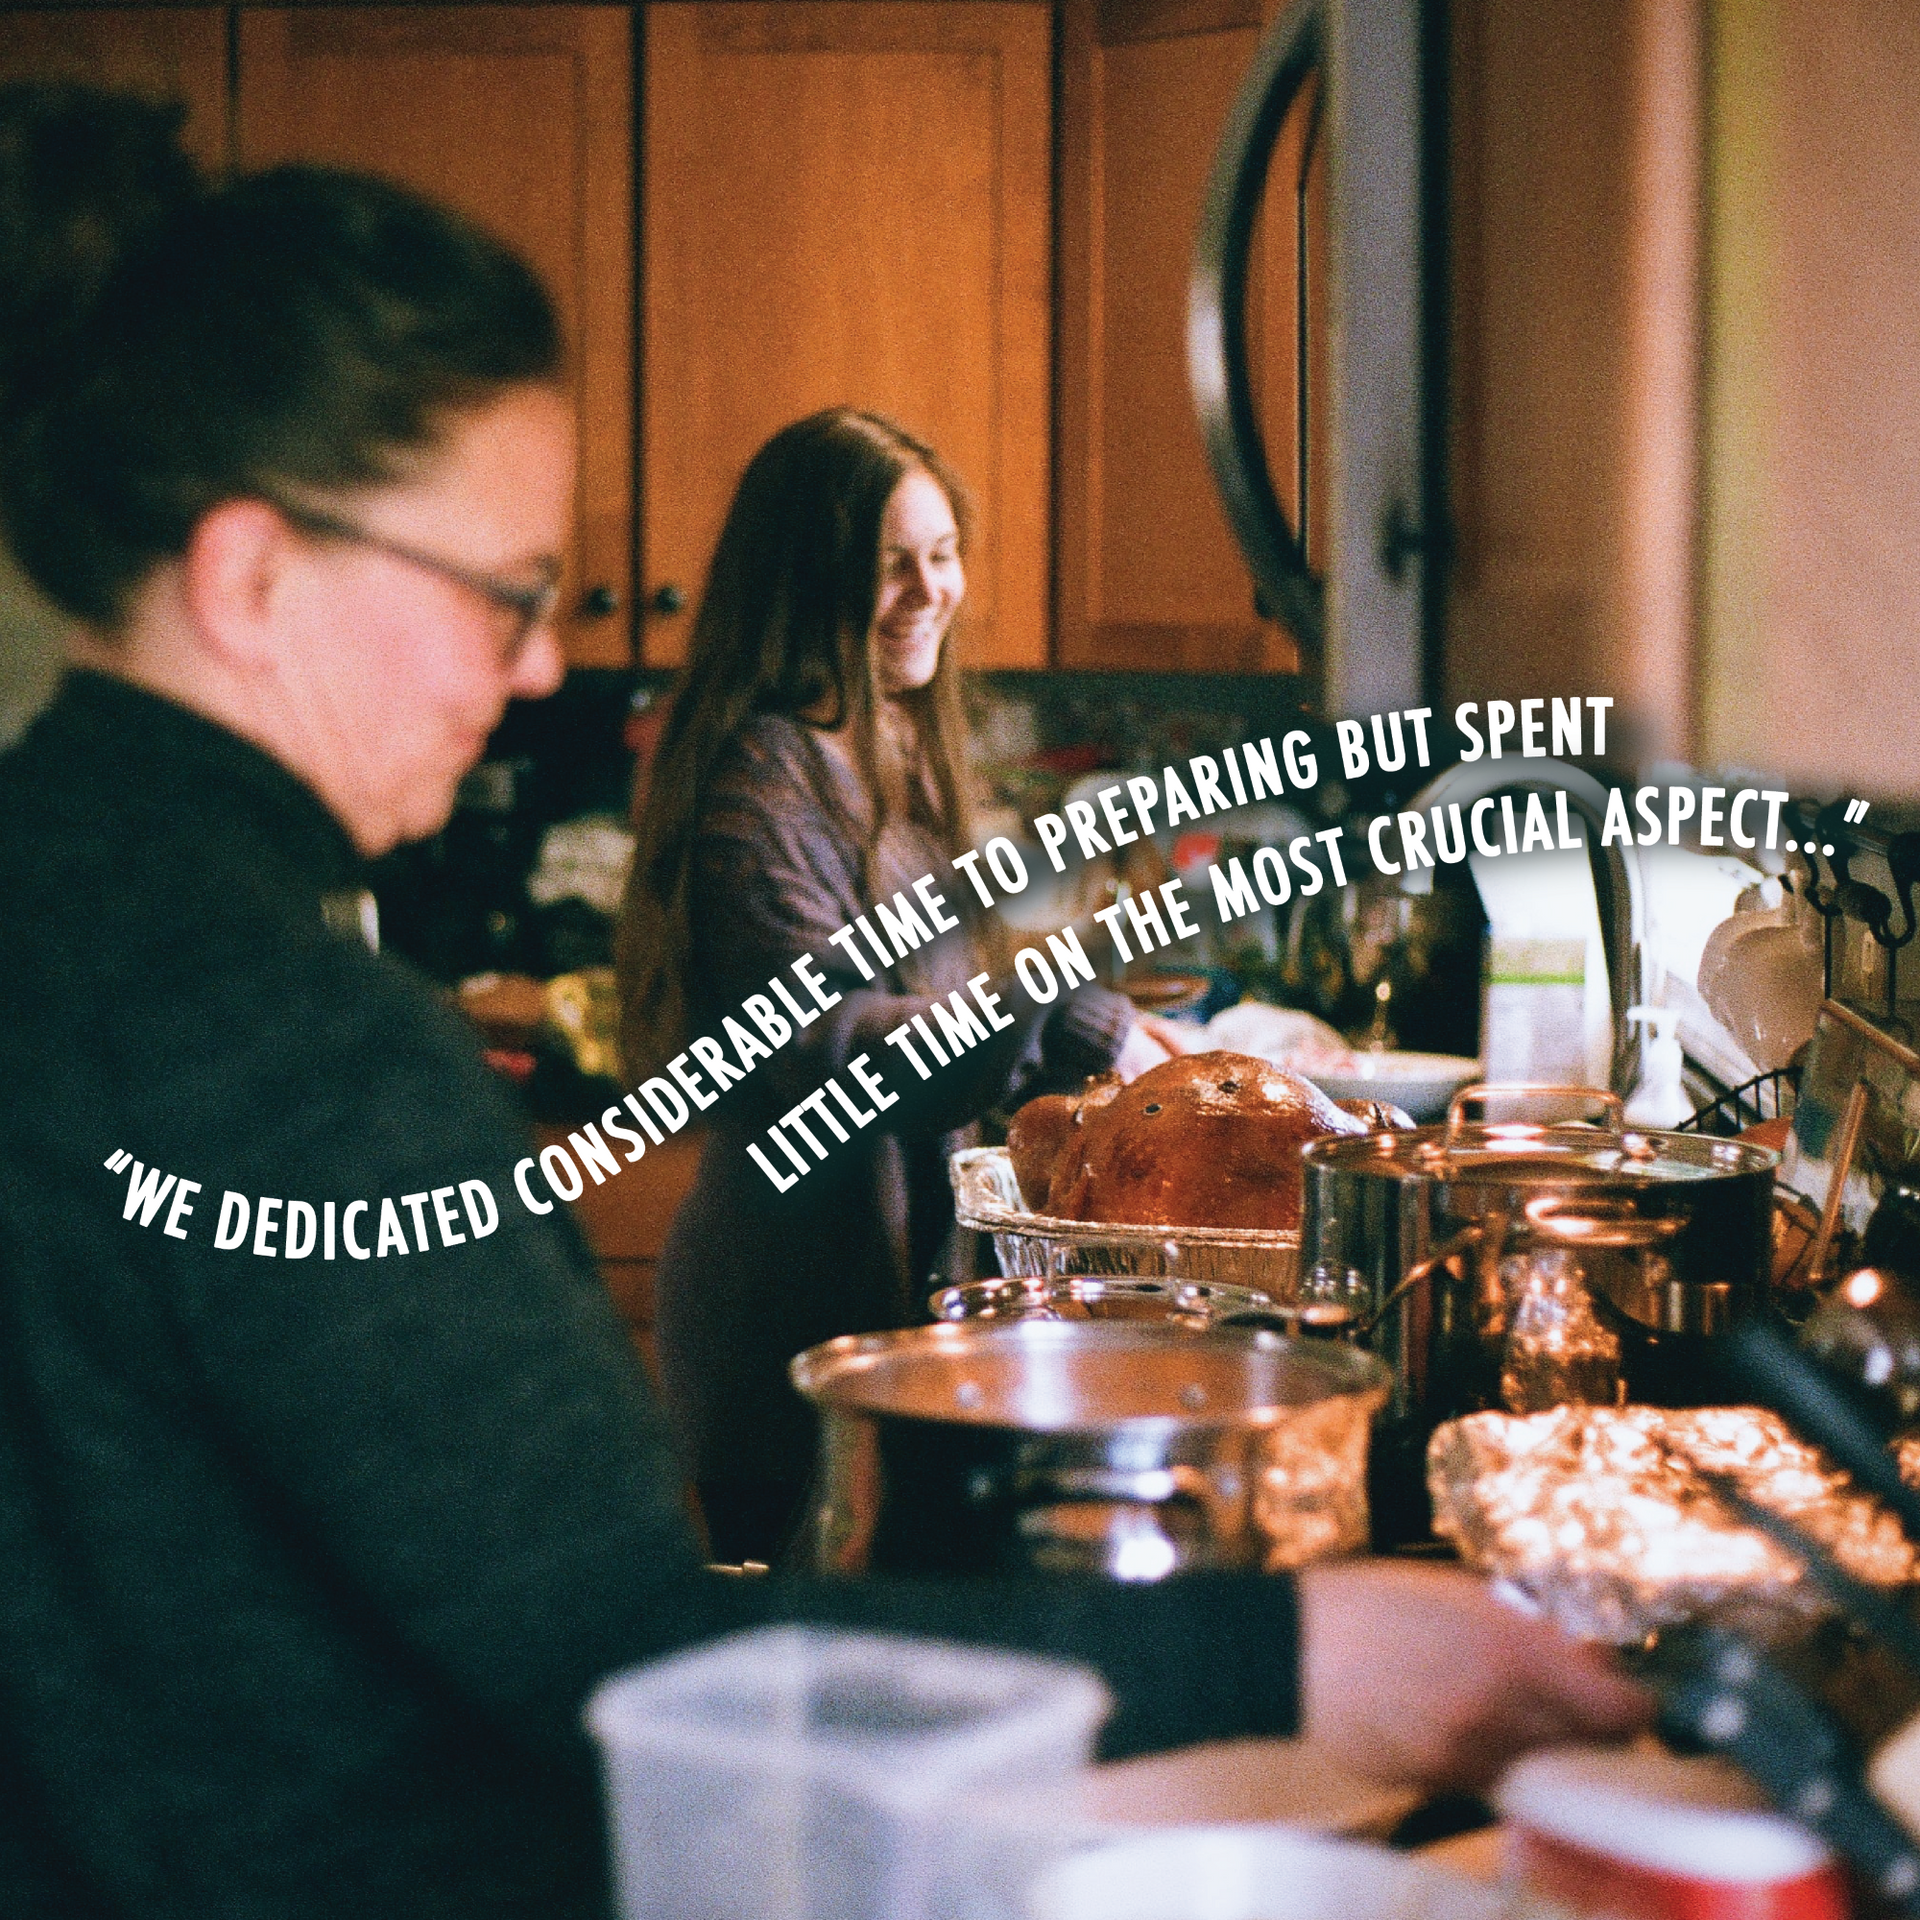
0, 84, 1645, 1920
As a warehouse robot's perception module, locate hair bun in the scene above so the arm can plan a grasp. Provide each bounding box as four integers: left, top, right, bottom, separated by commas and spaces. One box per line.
0, 82, 204, 383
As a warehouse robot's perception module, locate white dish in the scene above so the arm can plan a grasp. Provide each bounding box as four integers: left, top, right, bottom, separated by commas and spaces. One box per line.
1306, 1052, 1481, 1123
1202, 1002, 1352, 1068
1026, 1824, 1510, 1920
1072, 1739, 1420, 1840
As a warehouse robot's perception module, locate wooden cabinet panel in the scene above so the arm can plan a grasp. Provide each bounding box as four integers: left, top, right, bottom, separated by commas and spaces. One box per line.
640, 1, 1051, 670
236, 7, 635, 669
532, 1125, 702, 1371
1057, 0, 1315, 672
0, 10, 227, 172
549, 1126, 703, 1266
1444, 0, 1633, 713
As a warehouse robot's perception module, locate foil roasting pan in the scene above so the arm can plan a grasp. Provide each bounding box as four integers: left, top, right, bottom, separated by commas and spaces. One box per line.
1429, 1404, 1919, 1644
950, 1145, 1301, 1296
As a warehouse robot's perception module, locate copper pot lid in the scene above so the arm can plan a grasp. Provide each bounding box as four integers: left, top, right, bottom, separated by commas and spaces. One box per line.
790, 1322, 1388, 1431
1301, 1083, 1778, 1189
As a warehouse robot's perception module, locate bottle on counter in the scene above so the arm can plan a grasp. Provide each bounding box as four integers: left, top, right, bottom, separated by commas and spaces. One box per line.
1624, 1006, 1693, 1130
1471, 847, 1613, 1089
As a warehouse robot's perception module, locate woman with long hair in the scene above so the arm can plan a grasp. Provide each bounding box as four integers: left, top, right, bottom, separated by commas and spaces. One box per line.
618, 409, 1187, 1562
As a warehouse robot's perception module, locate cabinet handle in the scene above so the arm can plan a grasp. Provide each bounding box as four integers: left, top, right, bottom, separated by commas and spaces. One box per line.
649, 583, 687, 616
577, 584, 621, 619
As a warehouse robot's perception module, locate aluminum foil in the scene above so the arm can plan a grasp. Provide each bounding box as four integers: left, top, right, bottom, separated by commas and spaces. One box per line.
1429, 1405, 1918, 1644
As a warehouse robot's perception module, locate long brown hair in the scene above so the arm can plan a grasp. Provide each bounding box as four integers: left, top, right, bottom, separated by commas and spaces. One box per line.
617, 408, 981, 1078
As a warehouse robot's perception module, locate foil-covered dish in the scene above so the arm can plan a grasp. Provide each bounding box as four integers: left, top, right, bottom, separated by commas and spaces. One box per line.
949, 1146, 1301, 1295
1429, 1405, 1919, 1644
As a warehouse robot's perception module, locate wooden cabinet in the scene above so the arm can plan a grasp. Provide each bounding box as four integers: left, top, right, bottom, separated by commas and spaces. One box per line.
1, 1, 1325, 680
534, 1126, 704, 1374
236, 7, 636, 670
639, 1, 1053, 670
0, 9, 228, 169
1055, 0, 1320, 673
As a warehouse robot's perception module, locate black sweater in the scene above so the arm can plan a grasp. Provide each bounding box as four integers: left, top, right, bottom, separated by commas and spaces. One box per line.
0, 673, 1298, 1920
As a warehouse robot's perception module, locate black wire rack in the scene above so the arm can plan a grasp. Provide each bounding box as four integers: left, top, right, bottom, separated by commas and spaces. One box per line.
1675, 1066, 1801, 1139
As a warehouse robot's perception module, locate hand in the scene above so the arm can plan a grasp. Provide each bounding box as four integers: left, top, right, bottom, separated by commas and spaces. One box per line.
1111, 1020, 1173, 1083
1136, 1013, 1205, 1057
1295, 1561, 1654, 1793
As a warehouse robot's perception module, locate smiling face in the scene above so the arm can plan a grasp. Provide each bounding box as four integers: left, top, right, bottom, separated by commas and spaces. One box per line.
274, 383, 573, 854
868, 467, 965, 697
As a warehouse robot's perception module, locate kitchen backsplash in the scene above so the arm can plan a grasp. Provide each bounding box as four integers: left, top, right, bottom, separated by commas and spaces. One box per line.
375, 665, 1339, 983
371, 663, 1487, 1064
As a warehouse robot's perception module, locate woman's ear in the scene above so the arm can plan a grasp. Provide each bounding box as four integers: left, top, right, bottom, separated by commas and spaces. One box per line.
181, 499, 295, 671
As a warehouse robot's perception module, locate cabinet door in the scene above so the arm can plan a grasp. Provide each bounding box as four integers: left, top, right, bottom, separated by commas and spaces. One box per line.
0, 10, 227, 169
1057, 0, 1321, 672
533, 1124, 704, 1375
237, 8, 634, 669
641, 2, 1051, 669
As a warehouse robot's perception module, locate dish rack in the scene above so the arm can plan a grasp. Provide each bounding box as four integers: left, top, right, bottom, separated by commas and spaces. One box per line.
1674, 1066, 1801, 1139
948, 1146, 1301, 1295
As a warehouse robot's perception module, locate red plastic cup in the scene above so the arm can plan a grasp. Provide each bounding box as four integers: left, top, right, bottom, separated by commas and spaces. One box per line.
1496, 1747, 1850, 1920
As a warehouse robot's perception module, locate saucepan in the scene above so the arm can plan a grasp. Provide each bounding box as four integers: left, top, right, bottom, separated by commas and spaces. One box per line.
789, 1321, 1388, 1580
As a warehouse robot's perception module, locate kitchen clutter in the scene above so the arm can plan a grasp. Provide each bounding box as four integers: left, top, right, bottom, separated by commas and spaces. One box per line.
915, 893, 1920, 1914
407, 672, 1920, 1917
585, 1622, 1860, 1920
585, 1626, 1522, 1920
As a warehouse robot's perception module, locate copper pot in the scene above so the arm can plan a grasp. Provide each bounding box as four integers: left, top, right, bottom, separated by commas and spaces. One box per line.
1298, 1085, 1779, 1543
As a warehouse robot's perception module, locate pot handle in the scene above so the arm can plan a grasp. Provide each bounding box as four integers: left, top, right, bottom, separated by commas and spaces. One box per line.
1353, 1220, 1487, 1339
1443, 1083, 1626, 1146
991, 1464, 1215, 1510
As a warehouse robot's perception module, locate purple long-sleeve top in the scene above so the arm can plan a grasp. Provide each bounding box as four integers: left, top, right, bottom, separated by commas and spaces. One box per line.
653, 714, 1134, 1486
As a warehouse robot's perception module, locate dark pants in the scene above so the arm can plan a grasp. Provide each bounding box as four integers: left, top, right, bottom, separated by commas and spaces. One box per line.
695, 1477, 807, 1568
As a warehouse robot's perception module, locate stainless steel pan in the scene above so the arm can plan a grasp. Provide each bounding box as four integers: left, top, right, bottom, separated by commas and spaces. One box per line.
790, 1321, 1387, 1580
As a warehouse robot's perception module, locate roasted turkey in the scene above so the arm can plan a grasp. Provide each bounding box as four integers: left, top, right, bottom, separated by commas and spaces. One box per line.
1006, 1049, 1411, 1230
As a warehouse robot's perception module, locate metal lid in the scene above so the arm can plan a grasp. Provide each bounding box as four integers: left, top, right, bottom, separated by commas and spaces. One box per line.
791, 1321, 1389, 1431
1300, 1083, 1778, 1188
928, 1276, 1276, 1325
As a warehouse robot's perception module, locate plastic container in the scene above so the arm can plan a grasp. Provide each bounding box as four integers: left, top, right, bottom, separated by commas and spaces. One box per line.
584, 1627, 1111, 1920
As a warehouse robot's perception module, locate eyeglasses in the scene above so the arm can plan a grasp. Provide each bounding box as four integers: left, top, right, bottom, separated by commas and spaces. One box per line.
276, 502, 563, 661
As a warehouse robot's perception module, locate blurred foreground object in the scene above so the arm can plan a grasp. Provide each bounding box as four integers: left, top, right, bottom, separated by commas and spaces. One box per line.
1498, 1745, 1846, 1920
587, 1628, 1107, 1920
1429, 1404, 1916, 1644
